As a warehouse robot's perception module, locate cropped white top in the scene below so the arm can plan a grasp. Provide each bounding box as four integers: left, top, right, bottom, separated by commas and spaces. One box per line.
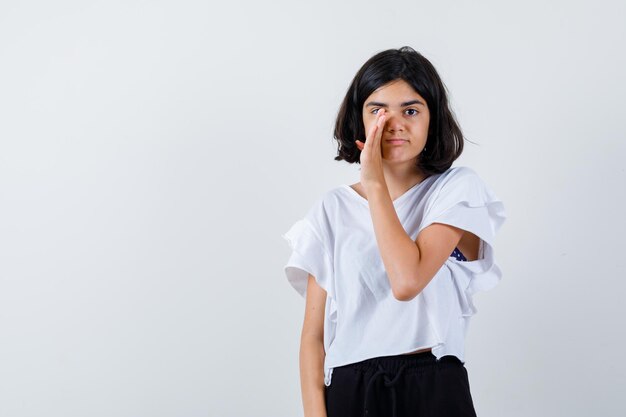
281, 166, 506, 386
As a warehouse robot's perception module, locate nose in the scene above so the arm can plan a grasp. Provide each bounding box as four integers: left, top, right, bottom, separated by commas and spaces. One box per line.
384, 111, 404, 132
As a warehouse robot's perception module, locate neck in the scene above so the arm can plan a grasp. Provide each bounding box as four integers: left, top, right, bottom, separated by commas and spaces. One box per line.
382, 160, 427, 199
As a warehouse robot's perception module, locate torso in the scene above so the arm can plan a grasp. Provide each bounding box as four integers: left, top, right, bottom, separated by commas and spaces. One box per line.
457, 231, 480, 261
348, 181, 479, 357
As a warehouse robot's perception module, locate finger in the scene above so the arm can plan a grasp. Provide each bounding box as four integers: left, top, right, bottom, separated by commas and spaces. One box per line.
365, 110, 385, 151
361, 109, 386, 152
372, 109, 386, 151
364, 120, 378, 151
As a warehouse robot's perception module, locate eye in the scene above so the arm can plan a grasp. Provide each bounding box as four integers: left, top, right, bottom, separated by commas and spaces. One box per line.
405, 108, 419, 116
370, 108, 380, 114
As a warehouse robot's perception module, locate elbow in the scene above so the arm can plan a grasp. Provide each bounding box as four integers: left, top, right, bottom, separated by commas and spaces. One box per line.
392, 291, 412, 302
391, 278, 423, 302
392, 289, 418, 302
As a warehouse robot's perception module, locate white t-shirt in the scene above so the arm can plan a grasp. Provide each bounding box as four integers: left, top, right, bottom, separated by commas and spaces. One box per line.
281, 166, 506, 386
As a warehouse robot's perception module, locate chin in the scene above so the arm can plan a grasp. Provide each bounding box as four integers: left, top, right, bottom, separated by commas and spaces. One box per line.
383, 151, 420, 159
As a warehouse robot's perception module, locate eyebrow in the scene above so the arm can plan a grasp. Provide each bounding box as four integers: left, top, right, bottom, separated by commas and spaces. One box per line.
365, 99, 425, 108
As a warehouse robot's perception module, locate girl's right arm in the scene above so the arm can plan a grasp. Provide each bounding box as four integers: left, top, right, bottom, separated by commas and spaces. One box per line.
299, 274, 328, 417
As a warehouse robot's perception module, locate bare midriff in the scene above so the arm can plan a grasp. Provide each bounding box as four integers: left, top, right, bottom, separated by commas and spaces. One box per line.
401, 347, 432, 355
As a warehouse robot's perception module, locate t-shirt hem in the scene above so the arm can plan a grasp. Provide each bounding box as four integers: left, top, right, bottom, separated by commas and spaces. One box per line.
324, 342, 446, 386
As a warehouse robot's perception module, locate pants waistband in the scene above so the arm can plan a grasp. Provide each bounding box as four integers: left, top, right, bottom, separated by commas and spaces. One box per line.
336, 350, 463, 374
347, 351, 464, 417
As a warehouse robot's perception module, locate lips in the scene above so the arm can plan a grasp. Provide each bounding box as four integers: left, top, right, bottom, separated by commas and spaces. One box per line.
385, 138, 408, 144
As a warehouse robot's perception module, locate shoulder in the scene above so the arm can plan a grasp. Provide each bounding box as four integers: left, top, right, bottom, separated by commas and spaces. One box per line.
306, 186, 343, 213
302, 186, 345, 229
425, 166, 497, 210
419, 165, 506, 238
430, 165, 488, 193
437, 165, 481, 184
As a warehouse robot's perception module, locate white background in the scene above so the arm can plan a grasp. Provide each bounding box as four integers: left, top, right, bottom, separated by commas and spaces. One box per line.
1, 1, 624, 416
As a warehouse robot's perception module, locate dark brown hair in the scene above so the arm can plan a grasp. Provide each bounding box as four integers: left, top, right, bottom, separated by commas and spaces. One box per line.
333, 46, 466, 176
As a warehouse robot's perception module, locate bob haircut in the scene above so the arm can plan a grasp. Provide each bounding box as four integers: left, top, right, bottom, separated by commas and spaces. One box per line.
334, 46, 465, 176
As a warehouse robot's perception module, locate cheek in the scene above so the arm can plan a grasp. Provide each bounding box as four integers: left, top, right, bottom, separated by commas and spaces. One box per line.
362, 116, 374, 134
414, 118, 429, 135
423, 114, 431, 131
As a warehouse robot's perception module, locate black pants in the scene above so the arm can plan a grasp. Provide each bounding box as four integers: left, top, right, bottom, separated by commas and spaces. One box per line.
325, 351, 478, 417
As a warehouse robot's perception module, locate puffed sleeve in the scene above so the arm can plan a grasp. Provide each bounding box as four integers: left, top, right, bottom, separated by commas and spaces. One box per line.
419, 167, 506, 313
281, 199, 335, 299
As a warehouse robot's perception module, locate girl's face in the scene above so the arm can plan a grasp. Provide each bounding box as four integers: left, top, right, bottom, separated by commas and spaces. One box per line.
362, 79, 430, 164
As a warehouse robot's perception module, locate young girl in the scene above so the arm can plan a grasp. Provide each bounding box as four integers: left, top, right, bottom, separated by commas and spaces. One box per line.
282, 46, 506, 417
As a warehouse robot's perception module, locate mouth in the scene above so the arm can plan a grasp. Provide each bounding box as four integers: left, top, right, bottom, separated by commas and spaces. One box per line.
385, 139, 408, 145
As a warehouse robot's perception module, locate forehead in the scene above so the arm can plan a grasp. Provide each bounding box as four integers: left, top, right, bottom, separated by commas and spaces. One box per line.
366, 79, 425, 103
